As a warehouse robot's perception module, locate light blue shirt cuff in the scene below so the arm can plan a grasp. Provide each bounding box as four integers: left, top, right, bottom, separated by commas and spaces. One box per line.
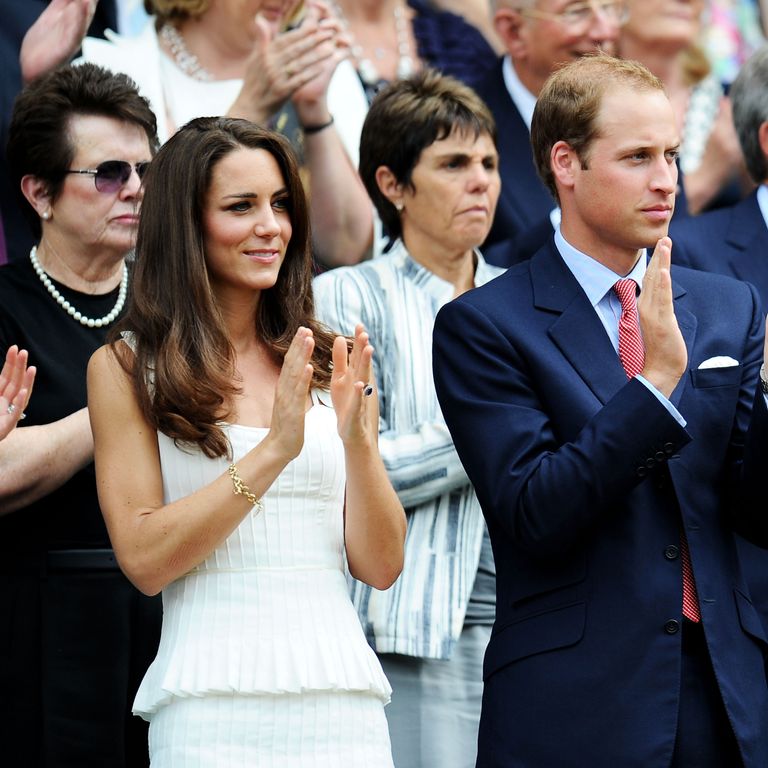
636, 375, 687, 427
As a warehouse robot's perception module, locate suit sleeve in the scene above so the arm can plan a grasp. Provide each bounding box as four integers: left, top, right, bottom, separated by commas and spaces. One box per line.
432, 297, 691, 556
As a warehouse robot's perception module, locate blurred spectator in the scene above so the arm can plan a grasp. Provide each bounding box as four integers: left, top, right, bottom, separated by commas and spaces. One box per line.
0, 0, 119, 265
619, 0, 751, 214
315, 71, 502, 768
704, 0, 766, 84
471, 0, 622, 267
671, 44, 768, 304
0, 63, 162, 767
20, 0, 373, 268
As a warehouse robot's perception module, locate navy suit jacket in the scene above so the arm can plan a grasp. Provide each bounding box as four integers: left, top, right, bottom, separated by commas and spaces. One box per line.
433, 241, 768, 767
472, 60, 555, 264
670, 189, 768, 307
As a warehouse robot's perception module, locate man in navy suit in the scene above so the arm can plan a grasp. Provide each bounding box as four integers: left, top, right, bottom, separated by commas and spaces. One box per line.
434, 54, 768, 767
471, 0, 622, 266
670, 45, 768, 304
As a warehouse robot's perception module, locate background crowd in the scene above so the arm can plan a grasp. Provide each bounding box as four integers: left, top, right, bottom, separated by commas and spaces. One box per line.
3, 1, 768, 767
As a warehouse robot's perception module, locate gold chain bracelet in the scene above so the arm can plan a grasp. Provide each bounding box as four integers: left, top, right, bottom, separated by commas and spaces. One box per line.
227, 463, 264, 513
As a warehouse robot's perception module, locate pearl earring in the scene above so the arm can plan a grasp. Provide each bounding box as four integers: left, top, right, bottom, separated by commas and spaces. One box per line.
41, 211, 51, 221
395, 202, 404, 212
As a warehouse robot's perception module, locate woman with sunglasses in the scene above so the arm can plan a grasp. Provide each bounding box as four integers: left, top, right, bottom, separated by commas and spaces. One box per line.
0, 62, 162, 767
20, 0, 374, 268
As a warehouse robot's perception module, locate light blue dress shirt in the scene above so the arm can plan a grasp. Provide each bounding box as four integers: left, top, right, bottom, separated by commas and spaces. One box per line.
555, 227, 686, 426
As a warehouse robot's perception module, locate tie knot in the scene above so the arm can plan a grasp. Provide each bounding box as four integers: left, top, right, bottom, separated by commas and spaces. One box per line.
613, 279, 639, 311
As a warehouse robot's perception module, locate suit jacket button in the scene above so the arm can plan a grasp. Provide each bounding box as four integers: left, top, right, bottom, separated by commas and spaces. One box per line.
655, 451, 666, 462
637, 466, 648, 478
664, 619, 680, 634
645, 457, 656, 469
664, 545, 679, 560
664, 442, 675, 456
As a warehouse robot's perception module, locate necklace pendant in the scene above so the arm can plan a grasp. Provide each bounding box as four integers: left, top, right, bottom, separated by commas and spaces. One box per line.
397, 56, 414, 79
358, 58, 380, 86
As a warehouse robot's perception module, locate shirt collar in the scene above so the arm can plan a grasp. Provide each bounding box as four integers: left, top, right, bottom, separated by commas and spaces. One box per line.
389, 239, 499, 302
554, 226, 647, 308
501, 55, 537, 131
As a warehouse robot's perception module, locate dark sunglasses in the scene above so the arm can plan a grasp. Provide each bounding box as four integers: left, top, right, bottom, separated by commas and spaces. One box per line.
65, 160, 151, 193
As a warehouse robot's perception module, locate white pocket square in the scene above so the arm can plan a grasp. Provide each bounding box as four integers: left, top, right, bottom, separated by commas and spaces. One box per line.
698, 356, 739, 369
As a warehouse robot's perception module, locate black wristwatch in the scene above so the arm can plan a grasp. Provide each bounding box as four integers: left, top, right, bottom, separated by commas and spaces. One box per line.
761, 364, 768, 395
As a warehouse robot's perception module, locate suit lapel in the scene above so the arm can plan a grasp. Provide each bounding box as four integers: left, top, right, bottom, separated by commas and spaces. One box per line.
669, 279, 696, 409
531, 244, 697, 408
532, 244, 628, 404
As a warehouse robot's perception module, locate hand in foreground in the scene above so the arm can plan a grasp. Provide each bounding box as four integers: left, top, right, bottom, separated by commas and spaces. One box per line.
290, 1, 350, 109
238, 1, 345, 122
637, 237, 688, 398
0, 346, 36, 440
20, 0, 97, 84
268, 327, 314, 460
331, 324, 377, 447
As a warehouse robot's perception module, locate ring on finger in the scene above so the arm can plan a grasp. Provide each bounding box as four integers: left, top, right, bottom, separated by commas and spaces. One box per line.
363, 384, 374, 397
6, 403, 15, 415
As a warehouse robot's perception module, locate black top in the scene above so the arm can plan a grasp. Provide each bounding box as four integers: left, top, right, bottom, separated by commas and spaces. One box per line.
0, 255, 125, 553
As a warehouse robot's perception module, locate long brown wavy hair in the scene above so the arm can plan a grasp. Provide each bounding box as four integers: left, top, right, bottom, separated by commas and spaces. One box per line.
113, 117, 336, 458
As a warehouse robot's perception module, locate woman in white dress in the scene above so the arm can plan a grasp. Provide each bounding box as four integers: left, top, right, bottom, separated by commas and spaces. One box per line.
87, 116, 406, 767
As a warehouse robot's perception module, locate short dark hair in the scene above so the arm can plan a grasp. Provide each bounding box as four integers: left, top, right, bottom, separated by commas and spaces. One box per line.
7, 62, 159, 236
359, 69, 497, 241
730, 45, 768, 184
531, 54, 663, 202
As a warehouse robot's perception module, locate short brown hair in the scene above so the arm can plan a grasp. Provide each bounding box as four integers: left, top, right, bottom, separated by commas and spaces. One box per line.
359, 69, 497, 241
7, 62, 159, 236
530, 54, 664, 202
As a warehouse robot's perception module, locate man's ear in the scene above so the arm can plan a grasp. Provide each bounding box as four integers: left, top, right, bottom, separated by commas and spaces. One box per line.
374, 166, 405, 209
550, 140, 580, 191
20, 174, 52, 218
494, 8, 529, 58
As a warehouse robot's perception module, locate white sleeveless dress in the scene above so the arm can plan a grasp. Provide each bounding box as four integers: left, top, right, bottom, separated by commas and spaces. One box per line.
133, 390, 394, 767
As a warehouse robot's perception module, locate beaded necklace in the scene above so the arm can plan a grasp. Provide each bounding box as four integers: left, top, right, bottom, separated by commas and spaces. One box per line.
29, 246, 128, 328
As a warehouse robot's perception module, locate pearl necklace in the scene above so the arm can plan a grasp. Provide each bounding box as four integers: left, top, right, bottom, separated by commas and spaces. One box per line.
159, 23, 213, 82
29, 246, 129, 329
333, 2, 415, 89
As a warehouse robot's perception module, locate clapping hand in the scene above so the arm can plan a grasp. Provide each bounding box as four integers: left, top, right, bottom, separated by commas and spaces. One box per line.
637, 237, 688, 398
331, 324, 377, 447
0, 346, 36, 441
239, 0, 348, 122
268, 327, 315, 461
20, 0, 98, 84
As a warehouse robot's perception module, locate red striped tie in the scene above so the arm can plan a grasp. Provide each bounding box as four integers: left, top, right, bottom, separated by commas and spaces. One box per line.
612, 279, 700, 622
613, 279, 645, 378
